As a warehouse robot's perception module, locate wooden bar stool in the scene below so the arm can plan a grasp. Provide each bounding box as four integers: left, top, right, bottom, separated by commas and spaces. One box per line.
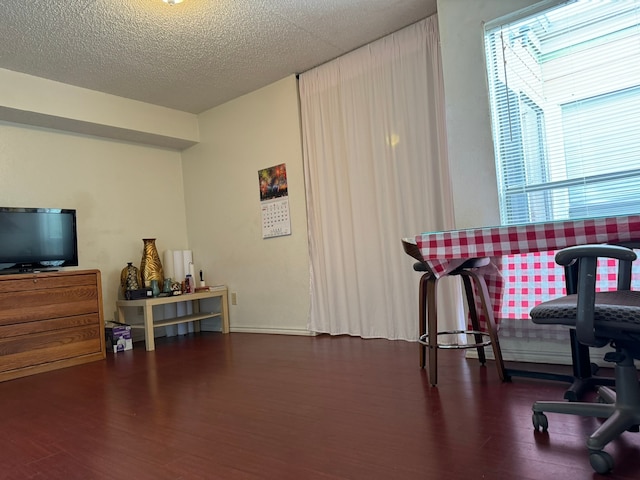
402, 239, 506, 386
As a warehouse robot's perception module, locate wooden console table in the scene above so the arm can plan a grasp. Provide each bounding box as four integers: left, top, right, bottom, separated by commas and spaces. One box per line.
116, 286, 229, 351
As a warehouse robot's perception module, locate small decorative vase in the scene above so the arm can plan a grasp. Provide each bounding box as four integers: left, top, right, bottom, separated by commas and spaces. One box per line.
140, 238, 164, 288
120, 262, 141, 295
163, 278, 172, 293
171, 281, 182, 294
150, 279, 161, 297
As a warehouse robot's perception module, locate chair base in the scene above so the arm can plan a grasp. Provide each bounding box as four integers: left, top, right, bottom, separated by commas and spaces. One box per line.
532, 350, 640, 474
506, 330, 615, 401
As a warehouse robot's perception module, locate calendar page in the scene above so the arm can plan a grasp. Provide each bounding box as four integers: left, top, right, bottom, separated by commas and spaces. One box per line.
258, 163, 292, 239
261, 197, 291, 238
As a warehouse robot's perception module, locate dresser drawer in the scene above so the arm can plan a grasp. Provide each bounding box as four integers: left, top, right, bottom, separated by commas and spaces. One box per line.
0, 313, 100, 340
0, 286, 99, 327
0, 273, 97, 294
0, 324, 103, 374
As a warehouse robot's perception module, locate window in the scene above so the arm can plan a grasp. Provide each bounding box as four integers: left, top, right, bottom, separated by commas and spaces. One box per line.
484, 0, 640, 225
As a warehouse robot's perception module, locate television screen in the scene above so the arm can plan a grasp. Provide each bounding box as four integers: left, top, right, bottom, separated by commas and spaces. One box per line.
0, 207, 78, 273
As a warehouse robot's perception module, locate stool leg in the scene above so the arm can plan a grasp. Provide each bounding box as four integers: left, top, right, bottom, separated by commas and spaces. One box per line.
467, 270, 507, 382
426, 276, 439, 386
460, 274, 486, 365
418, 273, 429, 368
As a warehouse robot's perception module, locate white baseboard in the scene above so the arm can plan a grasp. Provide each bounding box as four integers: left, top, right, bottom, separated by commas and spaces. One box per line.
466, 337, 574, 365
230, 326, 317, 336
466, 337, 626, 368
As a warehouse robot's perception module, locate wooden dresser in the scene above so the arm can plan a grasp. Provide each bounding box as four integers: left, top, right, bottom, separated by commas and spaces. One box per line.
0, 269, 105, 382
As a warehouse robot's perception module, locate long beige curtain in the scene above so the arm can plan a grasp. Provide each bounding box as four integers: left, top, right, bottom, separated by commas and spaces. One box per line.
299, 15, 462, 340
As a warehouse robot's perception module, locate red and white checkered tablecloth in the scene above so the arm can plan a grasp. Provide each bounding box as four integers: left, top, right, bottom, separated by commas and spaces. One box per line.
414, 215, 640, 331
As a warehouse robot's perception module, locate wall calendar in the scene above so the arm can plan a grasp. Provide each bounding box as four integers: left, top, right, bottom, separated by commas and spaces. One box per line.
258, 163, 291, 239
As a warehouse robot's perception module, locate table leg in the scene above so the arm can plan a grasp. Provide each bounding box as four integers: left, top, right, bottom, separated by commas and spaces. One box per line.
143, 306, 155, 351
193, 297, 201, 333
561, 330, 614, 401
427, 276, 438, 386
467, 270, 506, 382
418, 273, 429, 368
561, 262, 614, 400
221, 290, 230, 334
506, 262, 615, 400
461, 275, 486, 365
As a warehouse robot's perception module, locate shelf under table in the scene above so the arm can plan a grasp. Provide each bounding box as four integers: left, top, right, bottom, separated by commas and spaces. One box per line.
116, 286, 229, 351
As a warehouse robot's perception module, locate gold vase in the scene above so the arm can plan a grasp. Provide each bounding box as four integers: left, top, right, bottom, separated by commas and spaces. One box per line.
140, 238, 164, 288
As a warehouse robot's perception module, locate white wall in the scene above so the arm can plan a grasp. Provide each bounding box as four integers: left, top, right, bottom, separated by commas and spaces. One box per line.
0, 72, 309, 336
181, 76, 311, 334
436, 0, 539, 229
0, 122, 189, 321
0, 68, 199, 150
0, 1, 545, 338
436, 1, 578, 363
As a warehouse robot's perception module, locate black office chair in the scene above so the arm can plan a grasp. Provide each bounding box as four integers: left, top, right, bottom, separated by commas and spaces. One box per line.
530, 244, 640, 474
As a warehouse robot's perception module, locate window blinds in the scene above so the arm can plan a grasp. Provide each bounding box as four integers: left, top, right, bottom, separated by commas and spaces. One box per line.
484, 0, 640, 225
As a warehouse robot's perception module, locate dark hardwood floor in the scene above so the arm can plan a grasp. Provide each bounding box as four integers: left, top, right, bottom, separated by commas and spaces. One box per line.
1, 332, 639, 479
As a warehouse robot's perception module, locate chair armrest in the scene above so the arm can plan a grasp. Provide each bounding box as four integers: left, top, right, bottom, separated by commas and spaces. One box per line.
554, 244, 637, 346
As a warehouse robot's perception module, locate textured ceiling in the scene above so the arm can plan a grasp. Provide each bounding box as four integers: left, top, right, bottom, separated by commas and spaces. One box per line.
0, 0, 437, 114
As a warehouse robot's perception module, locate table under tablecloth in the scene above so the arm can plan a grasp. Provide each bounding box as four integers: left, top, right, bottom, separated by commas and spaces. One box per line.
414, 214, 640, 329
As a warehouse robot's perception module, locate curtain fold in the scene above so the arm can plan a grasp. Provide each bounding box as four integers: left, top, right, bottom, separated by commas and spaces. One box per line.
299, 15, 463, 340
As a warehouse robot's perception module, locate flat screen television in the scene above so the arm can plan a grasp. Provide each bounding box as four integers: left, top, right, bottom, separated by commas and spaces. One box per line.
0, 207, 78, 274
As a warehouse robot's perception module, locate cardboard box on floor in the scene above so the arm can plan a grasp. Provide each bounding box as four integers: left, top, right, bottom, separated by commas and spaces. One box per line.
105, 321, 133, 353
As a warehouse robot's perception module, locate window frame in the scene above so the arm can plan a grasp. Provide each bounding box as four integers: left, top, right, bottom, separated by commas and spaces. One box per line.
484, 0, 640, 225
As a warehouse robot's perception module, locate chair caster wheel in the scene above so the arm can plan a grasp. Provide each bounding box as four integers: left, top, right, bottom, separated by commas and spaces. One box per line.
532, 412, 548, 432
589, 450, 614, 474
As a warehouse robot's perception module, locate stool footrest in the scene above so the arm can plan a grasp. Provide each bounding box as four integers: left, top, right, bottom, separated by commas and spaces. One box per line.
418, 330, 493, 349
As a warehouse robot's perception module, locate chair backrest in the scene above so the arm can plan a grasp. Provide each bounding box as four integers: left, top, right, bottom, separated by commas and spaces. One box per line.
402, 238, 433, 274
554, 244, 637, 346
401, 238, 425, 263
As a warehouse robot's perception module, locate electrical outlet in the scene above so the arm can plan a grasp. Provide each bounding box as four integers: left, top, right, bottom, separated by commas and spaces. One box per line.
231, 292, 237, 305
